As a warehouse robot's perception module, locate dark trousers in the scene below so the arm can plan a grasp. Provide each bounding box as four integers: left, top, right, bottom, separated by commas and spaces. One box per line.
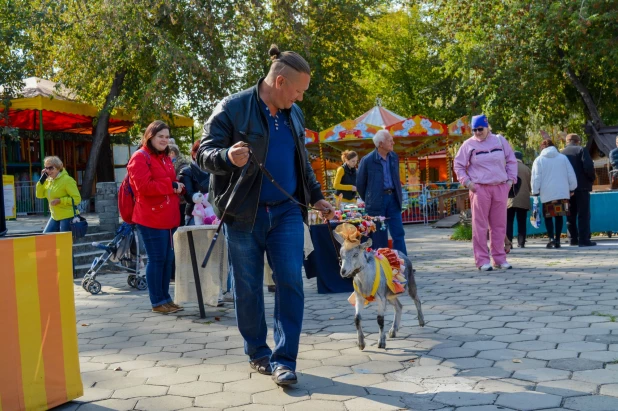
545, 216, 563, 241
507, 207, 528, 245
567, 191, 591, 243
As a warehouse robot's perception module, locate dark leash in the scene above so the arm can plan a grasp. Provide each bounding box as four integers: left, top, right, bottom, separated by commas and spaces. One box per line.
200, 144, 341, 270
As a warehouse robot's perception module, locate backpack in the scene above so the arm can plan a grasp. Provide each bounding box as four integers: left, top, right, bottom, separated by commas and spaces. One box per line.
118, 149, 150, 224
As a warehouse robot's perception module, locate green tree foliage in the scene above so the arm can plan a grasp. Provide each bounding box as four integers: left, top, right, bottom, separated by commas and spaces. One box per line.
32, 0, 246, 199
425, 0, 618, 142
356, 3, 468, 123
237, 0, 382, 131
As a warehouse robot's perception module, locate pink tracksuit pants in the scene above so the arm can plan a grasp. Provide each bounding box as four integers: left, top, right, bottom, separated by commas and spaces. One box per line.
469, 183, 510, 267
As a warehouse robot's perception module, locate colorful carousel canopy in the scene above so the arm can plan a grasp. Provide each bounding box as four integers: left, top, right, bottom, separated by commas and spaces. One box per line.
319, 119, 384, 157
386, 115, 448, 157
354, 104, 406, 127
304, 128, 342, 161
402, 116, 471, 158
0, 77, 193, 134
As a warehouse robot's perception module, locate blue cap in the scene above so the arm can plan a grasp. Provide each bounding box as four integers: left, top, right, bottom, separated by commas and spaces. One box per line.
471, 114, 489, 129
514, 151, 523, 160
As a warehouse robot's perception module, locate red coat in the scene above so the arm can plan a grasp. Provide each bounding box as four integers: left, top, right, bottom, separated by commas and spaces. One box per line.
127, 146, 180, 229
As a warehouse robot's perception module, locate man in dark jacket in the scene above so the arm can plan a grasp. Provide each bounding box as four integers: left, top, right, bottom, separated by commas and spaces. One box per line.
198, 45, 333, 386
357, 129, 407, 255
561, 133, 596, 247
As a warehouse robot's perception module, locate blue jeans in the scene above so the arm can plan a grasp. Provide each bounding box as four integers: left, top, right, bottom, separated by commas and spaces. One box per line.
381, 193, 407, 255
137, 224, 176, 307
224, 200, 304, 371
43, 217, 72, 233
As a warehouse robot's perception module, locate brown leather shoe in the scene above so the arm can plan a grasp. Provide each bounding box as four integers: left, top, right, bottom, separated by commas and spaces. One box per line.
152, 304, 179, 314
167, 302, 184, 311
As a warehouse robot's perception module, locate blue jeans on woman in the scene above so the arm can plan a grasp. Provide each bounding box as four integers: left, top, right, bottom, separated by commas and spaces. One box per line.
137, 224, 176, 307
224, 200, 304, 371
43, 217, 72, 233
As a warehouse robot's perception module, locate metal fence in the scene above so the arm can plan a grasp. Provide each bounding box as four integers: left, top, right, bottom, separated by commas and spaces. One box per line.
324, 183, 465, 225
15, 182, 46, 215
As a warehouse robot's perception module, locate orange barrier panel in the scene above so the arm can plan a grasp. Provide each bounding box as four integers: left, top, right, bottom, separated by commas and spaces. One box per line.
0, 232, 82, 411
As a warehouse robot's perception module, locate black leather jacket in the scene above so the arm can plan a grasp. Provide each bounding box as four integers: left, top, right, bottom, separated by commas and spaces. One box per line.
561, 144, 596, 192
197, 78, 324, 232
179, 161, 210, 216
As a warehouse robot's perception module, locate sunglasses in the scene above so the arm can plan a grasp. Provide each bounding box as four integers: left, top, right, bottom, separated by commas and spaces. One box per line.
44, 166, 55, 171
472, 127, 485, 133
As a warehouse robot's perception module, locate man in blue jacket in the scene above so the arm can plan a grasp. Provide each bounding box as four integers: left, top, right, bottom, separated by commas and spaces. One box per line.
357, 129, 407, 255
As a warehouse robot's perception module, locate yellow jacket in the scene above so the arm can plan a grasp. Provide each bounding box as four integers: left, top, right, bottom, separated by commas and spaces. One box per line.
36, 170, 81, 221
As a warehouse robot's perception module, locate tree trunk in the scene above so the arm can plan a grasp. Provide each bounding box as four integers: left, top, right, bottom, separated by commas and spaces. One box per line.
557, 49, 605, 129
80, 71, 126, 200
95, 130, 115, 182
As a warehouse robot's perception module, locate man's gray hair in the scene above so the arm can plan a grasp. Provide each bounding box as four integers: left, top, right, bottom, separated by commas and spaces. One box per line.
372, 129, 391, 148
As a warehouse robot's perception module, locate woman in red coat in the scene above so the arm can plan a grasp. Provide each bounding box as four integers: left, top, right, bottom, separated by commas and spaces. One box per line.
127, 120, 184, 314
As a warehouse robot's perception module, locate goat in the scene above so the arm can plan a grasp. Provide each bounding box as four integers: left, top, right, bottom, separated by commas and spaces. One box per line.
333, 231, 425, 350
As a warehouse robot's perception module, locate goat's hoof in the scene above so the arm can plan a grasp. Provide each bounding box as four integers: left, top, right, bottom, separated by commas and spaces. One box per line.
418, 320, 426, 327
388, 330, 396, 339
358, 342, 365, 351
378, 342, 386, 349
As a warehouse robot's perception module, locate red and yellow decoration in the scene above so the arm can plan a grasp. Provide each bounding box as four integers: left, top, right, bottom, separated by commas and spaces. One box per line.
0, 232, 83, 411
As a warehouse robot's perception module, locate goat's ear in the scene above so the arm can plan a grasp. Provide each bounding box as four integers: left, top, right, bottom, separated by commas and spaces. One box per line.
332, 230, 344, 245
360, 238, 372, 249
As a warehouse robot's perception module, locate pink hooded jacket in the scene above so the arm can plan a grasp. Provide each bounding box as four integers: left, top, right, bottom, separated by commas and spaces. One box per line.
453, 133, 518, 187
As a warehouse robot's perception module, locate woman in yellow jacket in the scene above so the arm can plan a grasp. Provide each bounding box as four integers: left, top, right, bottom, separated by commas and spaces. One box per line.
36, 156, 82, 233
333, 150, 358, 205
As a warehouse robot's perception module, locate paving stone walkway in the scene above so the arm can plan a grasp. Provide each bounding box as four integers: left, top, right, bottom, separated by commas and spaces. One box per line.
54, 225, 618, 411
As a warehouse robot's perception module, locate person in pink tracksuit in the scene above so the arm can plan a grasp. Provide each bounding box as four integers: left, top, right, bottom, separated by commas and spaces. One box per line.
454, 114, 518, 271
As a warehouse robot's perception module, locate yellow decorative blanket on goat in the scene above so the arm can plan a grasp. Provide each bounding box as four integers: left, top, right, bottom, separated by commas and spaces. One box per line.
352, 249, 407, 305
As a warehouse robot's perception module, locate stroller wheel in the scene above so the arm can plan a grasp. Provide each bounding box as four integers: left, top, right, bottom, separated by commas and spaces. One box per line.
135, 277, 147, 291
127, 275, 137, 288
88, 280, 102, 295
81, 278, 91, 290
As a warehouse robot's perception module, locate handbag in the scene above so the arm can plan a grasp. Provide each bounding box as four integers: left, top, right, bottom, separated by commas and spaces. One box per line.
497, 135, 520, 198
70, 198, 88, 240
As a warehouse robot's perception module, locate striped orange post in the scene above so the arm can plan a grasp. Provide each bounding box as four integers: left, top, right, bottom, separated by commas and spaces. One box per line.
0, 232, 83, 411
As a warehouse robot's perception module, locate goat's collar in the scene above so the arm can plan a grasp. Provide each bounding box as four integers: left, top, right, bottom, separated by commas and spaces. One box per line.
353, 256, 381, 304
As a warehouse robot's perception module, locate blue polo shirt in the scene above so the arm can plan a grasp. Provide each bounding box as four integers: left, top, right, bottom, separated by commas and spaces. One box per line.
377, 151, 394, 190
258, 100, 297, 203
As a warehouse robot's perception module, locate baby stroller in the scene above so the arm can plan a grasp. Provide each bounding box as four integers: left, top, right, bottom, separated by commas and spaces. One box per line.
81, 222, 147, 295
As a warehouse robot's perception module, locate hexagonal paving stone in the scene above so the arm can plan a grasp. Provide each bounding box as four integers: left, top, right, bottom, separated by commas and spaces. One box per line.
580, 351, 618, 362
441, 358, 494, 370
461, 341, 508, 351
344, 395, 405, 410
194, 391, 252, 408
512, 367, 570, 382
168, 381, 222, 397
285, 399, 345, 411
112, 384, 168, 399
538, 334, 585, 343
495, 392, 562, 411
457, 367, 512, 380
433, 392, 497, 407
351, 361, 404, 374
564, 395, 618, 411
508, 341, 556, 351
466, 321, 506, 329
475, 378, 533, 393
252, 388, 310, 406
585, 335, 618, 344
225, 376, 277, 393
600, 384, 618, 397
557, 341, 607, 351
76, 399, 137, 411
146, 373, 197, 386
73, 388, 113, 403
309, 382, 368, 401
94, 376, 146, 390
388, 365, 457, 381
428, 347, 478, 359
547, 358, 604, 371
176, 364, 226, 375
324, 355, 371, 367
135, 395, 193, 411
455, 406, 517, 411
367, 380, 424, 396
127, 366, 178, 378
226, 404, 283, 411
477, 349, 526, 361
573, 369, 618, 384
301, 365, 353, 378
526, 350, 578, 360
536, 379, 598, 397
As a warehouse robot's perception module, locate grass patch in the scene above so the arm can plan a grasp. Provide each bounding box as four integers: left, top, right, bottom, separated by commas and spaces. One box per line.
592, 311, 617, 322
451, 224, 472, 241
608, 359, 618, 364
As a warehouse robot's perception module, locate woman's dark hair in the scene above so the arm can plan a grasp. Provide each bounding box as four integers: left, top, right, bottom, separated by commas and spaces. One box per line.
341, 150, 358, 163
540, 139, 555, 150
141, 120, 171, 155
191, 140, 200, 161
268, 44, 311, 76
